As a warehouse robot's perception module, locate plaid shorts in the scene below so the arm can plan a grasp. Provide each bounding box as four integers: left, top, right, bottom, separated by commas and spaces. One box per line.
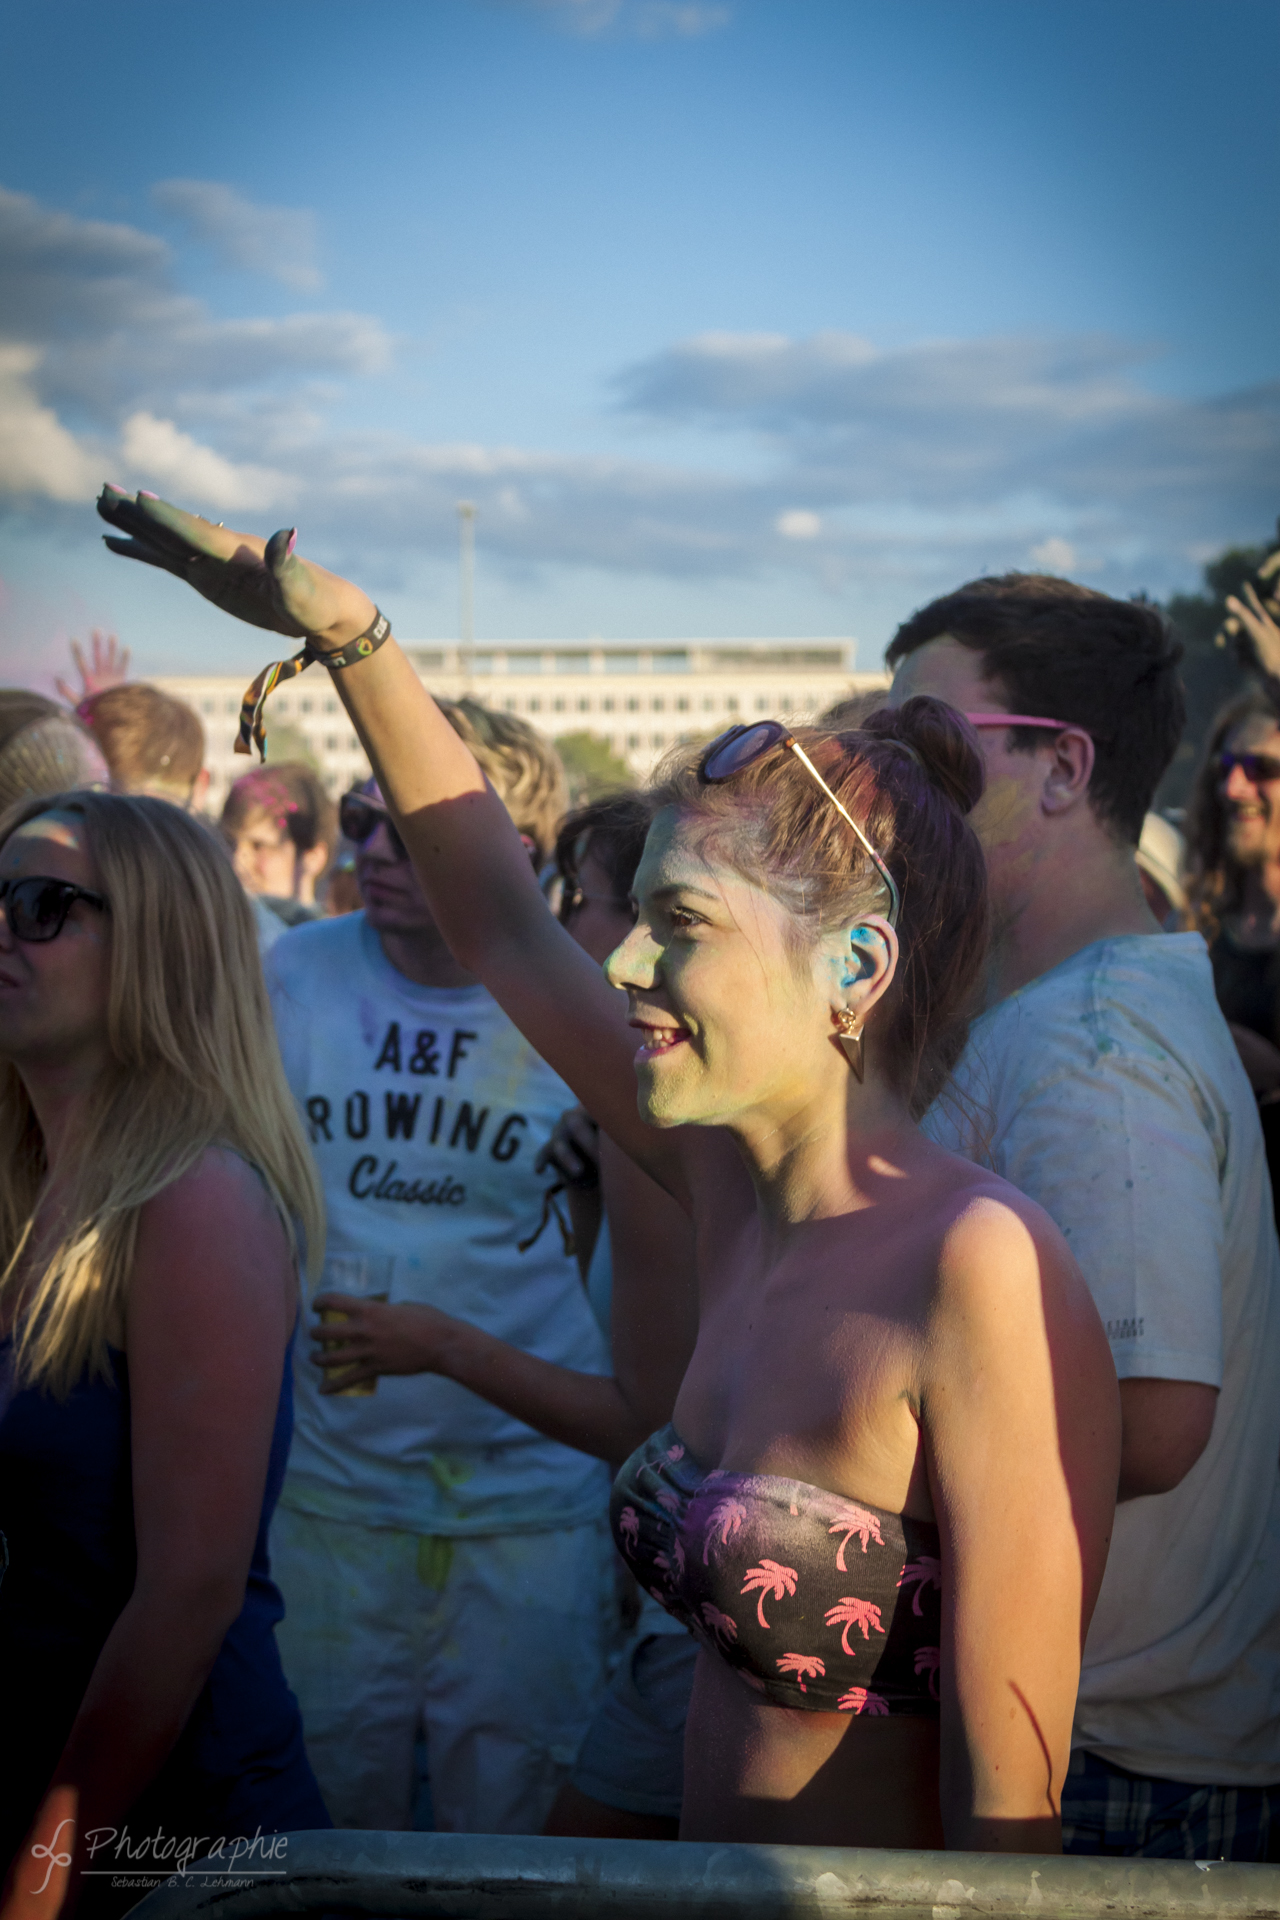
1062, 1747, 1280, 1860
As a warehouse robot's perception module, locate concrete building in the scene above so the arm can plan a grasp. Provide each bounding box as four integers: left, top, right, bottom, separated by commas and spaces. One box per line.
157, 640, 887, 811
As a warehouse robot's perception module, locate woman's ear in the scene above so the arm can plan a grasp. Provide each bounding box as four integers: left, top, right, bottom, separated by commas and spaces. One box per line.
835, 915, 899, 1015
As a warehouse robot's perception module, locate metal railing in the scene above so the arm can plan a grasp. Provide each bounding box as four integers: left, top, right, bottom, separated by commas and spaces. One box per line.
127, 1830, 1280, 1920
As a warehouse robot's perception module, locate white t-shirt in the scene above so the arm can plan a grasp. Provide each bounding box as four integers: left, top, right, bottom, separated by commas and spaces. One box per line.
267, 912, 610, 1537
925, 933, 1280, 1785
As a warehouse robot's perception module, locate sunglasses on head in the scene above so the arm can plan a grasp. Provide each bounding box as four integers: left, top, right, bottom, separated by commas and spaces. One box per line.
1219, 750, 1280, 785
699, 721, 901, 928
0, 876, 109, 943
339, 792, 407, 860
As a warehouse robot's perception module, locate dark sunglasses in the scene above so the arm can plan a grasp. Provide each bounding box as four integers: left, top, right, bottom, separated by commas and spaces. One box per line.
1219, 751, 1280, 786
0, 876, 109, 943
339, 792, 406, 860
700, 721, 901, 927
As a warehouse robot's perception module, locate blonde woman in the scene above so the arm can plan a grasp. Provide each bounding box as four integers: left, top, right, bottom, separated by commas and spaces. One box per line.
0, 792, 329, 1920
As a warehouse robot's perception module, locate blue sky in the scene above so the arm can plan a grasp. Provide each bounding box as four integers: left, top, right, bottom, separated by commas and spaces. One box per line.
1, 0, 1276, 682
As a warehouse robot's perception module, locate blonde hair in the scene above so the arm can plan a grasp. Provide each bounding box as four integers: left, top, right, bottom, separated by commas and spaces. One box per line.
0, 790, 325, 1397
440, 698, 568, 864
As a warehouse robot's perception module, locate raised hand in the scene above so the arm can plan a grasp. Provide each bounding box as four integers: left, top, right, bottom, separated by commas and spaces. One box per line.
95, 486, 375, 650
55, 629, 131, 706
1223, 580, 1280, 682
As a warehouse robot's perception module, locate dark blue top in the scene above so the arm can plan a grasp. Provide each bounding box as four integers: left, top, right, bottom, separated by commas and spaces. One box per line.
0, 1335, 329, 1879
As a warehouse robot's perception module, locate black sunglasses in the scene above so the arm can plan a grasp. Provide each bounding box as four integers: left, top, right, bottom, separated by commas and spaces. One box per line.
339, 792, 406, 860
1219, 751, 1280, 786
700, 721, 901, 927
0, 876, 109, 943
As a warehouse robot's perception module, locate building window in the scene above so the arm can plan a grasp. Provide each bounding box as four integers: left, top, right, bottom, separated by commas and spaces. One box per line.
726, 696, 739, 711
553, 698, 565, 713
324, 698, 338, 714
201, 699, 214, 716
651, 732, 665, 748
225, 699, 238, 715
504, 698, 517, 711
626, 697, 639, 712
627, 733, 640, 749
603, 697, 615, 712
676, 697, 689, 712
301, 698, 313, 714
756, 696, 769, 712
528, 698, 541, 713
578, 698, 590, 712
347, 735, 359, 751
702, 697, 714, 711
651, 697, 664, 713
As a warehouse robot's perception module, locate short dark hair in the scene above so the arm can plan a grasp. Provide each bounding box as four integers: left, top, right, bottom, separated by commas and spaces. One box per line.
220, 761, 336, 857
553, 790, 654, 906
885, 573, 1185, 845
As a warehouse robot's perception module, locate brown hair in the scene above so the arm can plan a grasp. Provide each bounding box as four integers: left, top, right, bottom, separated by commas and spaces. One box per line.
441, 698, 568, 865
1182, 689, 1276, 938
220, 761, 336, 858
0, 692, 105, 811
650, 697, 988, 1116
554, 790, 654, 906
886, 573, 1185, 846
79, 683, 204, 795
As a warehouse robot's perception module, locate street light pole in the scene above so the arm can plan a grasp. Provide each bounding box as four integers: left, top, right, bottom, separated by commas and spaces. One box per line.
457, 500, 476, 694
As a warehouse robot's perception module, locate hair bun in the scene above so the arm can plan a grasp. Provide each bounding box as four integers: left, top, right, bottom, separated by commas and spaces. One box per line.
864, 695, 984, 816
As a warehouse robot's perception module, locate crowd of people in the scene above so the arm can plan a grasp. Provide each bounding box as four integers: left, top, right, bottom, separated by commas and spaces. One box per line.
2, 483, 1280, 1917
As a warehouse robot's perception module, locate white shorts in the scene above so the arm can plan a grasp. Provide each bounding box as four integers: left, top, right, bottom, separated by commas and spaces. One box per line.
271, 1503, 616, 1834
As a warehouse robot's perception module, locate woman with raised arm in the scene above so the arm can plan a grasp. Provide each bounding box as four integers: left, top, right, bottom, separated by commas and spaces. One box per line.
0, 789, 328, 1920
99, 489, 1120, 1854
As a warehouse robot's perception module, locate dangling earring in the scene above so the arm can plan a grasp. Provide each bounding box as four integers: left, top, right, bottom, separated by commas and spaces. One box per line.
833, 1008, 865, 1082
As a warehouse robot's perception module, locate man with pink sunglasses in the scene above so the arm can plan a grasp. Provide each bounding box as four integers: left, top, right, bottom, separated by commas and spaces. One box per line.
888, 573, 1280, 1858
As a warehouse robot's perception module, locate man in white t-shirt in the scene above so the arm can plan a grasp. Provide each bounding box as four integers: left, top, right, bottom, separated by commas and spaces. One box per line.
889, 574, 1280, 1858
265, 703, 615, 1835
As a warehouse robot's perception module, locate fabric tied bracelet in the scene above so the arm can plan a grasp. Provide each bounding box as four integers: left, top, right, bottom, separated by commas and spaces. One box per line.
235, 608, 392, 759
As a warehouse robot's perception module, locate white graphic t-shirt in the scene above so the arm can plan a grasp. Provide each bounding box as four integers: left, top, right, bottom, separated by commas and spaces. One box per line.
267, 912, 610, 1537
926, 933, 1280, 1785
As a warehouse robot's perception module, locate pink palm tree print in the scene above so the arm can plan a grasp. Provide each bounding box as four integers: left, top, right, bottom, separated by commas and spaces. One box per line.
741, 1560, 798, 1628
837, 1686, 890, 1715
701, 1602, 738, 1648
656, 1490, 681, 1515
702, 1497, 747, 1564
776, 1653, 826, 1693
827, 1501, 886, 1571
914, 1646, 941, 1700
666, 1442, 685, 1461
617, 1506, 639, 1555
654, 1537, 686, 1582
824, 1595, 885, 1653
897, 1556, 942, 1616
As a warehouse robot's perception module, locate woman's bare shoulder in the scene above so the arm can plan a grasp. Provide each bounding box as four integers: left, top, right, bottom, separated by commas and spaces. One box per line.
133, 1147, 294, 1316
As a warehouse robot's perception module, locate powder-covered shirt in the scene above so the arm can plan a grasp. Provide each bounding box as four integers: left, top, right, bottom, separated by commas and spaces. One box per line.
925, 933, 1280, 1785
267, 912, 610, 1537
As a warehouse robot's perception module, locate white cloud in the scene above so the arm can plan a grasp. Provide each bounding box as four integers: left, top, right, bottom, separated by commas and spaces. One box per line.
1030, 536, 1077, 571
0, 346, 99, 502
119, 412, 292, 514
776, 508, 821, 540
519, 0, 730, 39
152, 180, 322, 293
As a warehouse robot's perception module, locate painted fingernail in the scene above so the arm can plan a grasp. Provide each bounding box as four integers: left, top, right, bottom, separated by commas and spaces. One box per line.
286, 529, 298, 555
139, 490, 159, 500
104, 481, 128, 493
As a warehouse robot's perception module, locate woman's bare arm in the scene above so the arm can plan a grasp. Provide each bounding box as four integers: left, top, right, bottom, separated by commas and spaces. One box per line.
0, 1152, 294, 1919
311, 1133, 699, 1462
96, 489, 689, 1202
923, 1194, 1119, 1854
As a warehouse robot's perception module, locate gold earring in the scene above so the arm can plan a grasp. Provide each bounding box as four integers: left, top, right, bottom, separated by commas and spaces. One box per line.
833, 1008, 865, 1082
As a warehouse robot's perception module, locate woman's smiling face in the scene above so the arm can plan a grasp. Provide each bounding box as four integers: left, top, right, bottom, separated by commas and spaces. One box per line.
603, 805, 857, 1131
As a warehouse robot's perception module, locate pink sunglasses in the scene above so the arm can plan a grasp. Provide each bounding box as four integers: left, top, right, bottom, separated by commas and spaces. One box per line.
964, 712, 1075, 731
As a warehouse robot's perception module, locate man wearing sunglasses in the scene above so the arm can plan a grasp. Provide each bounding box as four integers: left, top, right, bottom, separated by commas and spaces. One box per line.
262, 705, 617, 1839
888, 572, 1280, 1859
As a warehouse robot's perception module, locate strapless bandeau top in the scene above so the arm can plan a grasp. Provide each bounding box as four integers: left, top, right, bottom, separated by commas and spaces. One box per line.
610, 1424, 942, 1716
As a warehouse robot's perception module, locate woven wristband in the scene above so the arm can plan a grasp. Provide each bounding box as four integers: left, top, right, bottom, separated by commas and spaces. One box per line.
235, 608, 391, 760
